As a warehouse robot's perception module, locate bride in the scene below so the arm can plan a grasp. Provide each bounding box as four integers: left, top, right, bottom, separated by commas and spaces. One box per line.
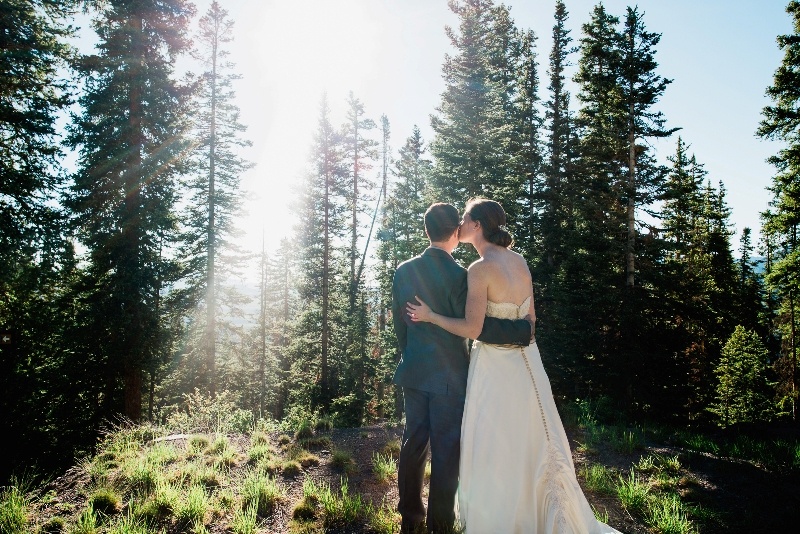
407, 198, 621, 534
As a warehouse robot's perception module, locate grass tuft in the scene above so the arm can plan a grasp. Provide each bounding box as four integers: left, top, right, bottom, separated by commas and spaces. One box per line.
617, 470, 650, 516
646, 493, 695, 534
0, 485, 28, 534
231, 502, 259, 534
372, 453, 397, 483
297, 436, 333, 450
330, 449, 356, 474
314, 416, 334, 432
88, 486, 122, 516
73, 503, 98, 534
175, 484, 209, 528
381, 439, 401, 459
241, 470, 284, 516
105, 512, 149, 534
188, 435, 210, 455
295, 422, 314, 441
251, 432, 269, 447
39, 516, 67, 533
282, 460, 303, 477
579, 463, 615, 495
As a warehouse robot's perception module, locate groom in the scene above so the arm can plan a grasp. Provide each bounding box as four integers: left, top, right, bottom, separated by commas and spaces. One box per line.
392, 202, 532, 533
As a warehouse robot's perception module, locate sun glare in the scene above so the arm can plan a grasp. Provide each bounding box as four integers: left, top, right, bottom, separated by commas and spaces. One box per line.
234, 0, 385, 251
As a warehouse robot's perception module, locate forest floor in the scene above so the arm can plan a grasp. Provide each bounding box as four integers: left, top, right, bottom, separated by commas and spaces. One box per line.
25, 415, 800, 534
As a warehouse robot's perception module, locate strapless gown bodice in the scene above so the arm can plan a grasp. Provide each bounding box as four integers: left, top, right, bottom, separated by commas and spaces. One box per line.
485, 295, 531, 320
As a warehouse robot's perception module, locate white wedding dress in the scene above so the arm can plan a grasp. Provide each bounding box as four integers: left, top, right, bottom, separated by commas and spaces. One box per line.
458, 297, 622, 534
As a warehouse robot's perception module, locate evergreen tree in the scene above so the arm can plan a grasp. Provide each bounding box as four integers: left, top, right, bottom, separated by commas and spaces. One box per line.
711, 325, 774, 427
66, 0, 194, 420
290, 95, 348, 411
618, 6, 675, 288
540, 0, 576, 280
0, 0, 80, 477
757, 0, 800, 421
736, 227, 764, 334
430, 0, 510, 219
376, 125, 431, 419
182, 0, 253, 397
342, 92, 378, 311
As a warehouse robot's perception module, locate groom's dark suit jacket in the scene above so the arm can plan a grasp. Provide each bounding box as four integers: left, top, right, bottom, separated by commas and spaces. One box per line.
392, 247, 531, 397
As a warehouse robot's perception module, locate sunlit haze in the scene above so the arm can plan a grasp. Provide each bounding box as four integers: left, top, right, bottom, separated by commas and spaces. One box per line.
75, 0, 793, 265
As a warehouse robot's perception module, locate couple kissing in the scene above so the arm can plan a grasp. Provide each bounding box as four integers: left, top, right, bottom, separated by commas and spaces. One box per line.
391, 199, 621, 534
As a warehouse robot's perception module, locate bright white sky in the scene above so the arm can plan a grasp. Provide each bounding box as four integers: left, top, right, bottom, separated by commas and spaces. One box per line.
74, 0, 793, 266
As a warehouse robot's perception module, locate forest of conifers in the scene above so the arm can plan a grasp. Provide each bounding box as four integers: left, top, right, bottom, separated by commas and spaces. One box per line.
2, 0, 799, 482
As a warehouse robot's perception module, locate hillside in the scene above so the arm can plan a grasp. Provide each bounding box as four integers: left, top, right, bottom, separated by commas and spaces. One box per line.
4, 408, 800, 533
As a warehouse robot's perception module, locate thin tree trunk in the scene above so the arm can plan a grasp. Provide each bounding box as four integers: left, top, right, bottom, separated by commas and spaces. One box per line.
791, 226, 797, 421
321, 139, 330, 405
259, 234, 267, 417
207, 18, 218, 398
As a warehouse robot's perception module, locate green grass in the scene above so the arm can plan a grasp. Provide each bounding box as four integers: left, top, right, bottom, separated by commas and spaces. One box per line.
282, 460, 303, 477
207, 434, 231, 455
286, 445, 321, 468
278, 434, 292, 446
318, 478, 367, 527
241, 470, 284, 516
176, 484, 209, 528
231, 503, 259, 534
295, 422, 314, 440
372, 452, 397, 483
579, 463, 615, 495
73, 503, 99, 534
381, 438, 401, 459
176, 460, 222, 488
39, 516, 67, 533
646, 493, 695, 534
330, 449, 356, 474
314, 416, 334, 432
105, 512, 150, 534
188, 435, 210, 455
88, 486, 122, 516
616, 470, 650, 516
297, 436, 333, 450
247, 443, 272, 464
135, 479, 180, 522
124, 457, 161, 496
0, 485, 29, 534
251, 432, 270, 447
145, 443, 179, 466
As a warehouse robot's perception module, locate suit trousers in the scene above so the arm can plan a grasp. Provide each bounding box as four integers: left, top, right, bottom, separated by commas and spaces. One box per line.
398, 386, 465, 533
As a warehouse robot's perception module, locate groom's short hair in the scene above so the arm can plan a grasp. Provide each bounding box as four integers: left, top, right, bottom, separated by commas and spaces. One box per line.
424, 203, 460, 242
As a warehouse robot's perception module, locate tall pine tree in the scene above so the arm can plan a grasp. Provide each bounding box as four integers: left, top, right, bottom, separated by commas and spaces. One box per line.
66, 0, 194, 420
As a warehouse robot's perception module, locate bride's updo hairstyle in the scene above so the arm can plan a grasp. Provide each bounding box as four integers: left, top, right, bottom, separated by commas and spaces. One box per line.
465, 197, 514, 248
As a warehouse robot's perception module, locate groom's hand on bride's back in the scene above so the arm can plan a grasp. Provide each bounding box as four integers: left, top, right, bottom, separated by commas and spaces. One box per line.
523, 314, 536, 343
